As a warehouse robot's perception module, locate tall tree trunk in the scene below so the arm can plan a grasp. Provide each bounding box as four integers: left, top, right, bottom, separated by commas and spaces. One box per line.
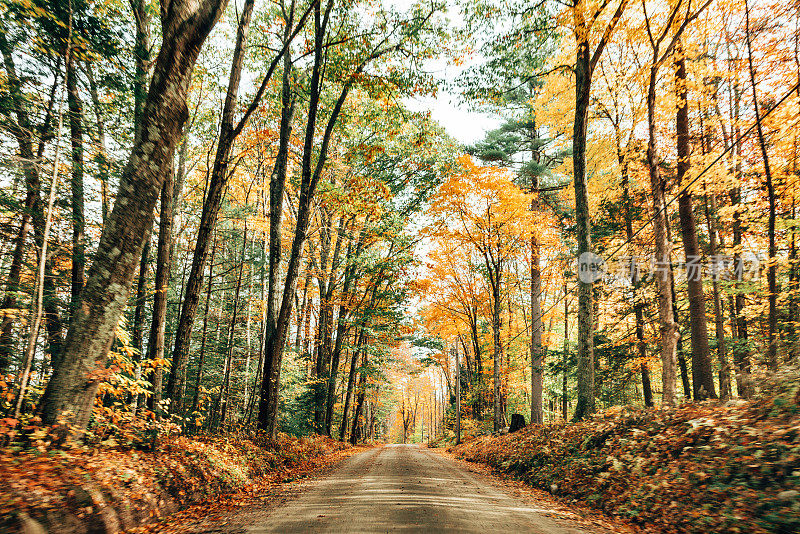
675, 40, 715, 399
570, 0, 627, 420
618, 128, 653, 407
491, 271, 502, 432
191, 232, 217, 420
219, 228, 247, 429
37, 0, 230, 433
670, 264, 691, 399
790, 24, 800, 364
706, 191, 732, 398
0, 31, 63, 369
132, 240, 150, 391
530, 231, 543, 425
313, 214, 333, 432
146, 139, 185, 414
66, 52, 85, 316
646, 64, 678, 406
562, 283, 569, 418
168, 0, 258, 413
325, 229, 355, 435
701, 98, 733, 399
0, 31, 45, 370
455, 343, 461, 444
745, 0, 778, 370
15, 77, 68, 419
725, 80, 753, 398
0, 207, 31, 372
258, 0, 355, 438
339, 329, 364, 441
350, 350, 368, 445
296, 270, 310, 350
318, 216, 345, 433
169, 0, 309, 413
572, 41, 595, 420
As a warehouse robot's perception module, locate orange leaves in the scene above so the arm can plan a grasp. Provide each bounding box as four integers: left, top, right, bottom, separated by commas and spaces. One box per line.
426, 155, 536, 248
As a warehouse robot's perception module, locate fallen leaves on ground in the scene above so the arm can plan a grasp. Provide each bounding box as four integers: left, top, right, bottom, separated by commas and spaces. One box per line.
0, 432, 360, 533
126, 442, 373, 533
451, 366, 800, 533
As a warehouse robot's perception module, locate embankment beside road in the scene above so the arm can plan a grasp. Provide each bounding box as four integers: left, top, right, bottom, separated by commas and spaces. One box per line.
452, 367, 800, 533
1, 433, 351, 533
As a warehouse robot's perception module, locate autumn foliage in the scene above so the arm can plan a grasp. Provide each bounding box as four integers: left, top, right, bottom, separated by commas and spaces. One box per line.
453, 367, 800, 533
0, 433, 352, 533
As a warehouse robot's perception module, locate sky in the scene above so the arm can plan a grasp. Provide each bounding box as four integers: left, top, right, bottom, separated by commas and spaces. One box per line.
390, 0, 503, 146
405, 92, 502, 146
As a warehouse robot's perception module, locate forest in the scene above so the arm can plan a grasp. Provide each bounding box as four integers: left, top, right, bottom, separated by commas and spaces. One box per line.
1, 0, 800, 531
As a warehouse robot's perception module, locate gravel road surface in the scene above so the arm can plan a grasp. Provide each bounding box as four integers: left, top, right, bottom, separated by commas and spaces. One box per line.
246, 444, 606, 534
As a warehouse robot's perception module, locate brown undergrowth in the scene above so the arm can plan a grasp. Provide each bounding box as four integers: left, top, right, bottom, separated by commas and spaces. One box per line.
452, 367, 800, 533
0, 432, 355, 533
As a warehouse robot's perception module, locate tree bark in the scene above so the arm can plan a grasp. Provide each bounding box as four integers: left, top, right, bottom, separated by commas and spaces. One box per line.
37, 0, 229, 433
572, 30, 595, 420
66, 51, 86, 316
530, 228, 543, 424
491, 268, 502, 432
675, 40, 715, 399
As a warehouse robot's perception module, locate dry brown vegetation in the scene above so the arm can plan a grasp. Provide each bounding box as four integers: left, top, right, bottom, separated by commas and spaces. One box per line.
0, 433, 353, 533
452, 367, 800, 533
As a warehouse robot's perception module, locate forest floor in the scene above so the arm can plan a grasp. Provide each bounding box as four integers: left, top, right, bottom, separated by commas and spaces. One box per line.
0, 431, 361, 533
147, 444, 636, 533
448, 366, 800, 534
430, 447, 641, 533
126, 441, 369, 533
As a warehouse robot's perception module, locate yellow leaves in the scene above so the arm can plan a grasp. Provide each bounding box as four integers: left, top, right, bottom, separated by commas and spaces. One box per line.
427, 155, 537, 248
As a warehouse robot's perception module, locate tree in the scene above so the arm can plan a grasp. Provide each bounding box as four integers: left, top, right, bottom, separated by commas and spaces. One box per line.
38, 0, 229, 433
168, 0, 314, 417
570, 0, 629, 419
427, 157, 534, 432
257, 0, 447, 438
641, 0, 712, 405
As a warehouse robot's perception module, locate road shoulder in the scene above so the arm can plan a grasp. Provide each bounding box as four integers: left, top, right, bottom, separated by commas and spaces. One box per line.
427, 446, 645, 534
124, 443, 375, 534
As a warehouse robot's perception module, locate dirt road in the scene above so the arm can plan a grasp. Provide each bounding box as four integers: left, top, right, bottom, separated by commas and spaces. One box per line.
242, 444, 617, 533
